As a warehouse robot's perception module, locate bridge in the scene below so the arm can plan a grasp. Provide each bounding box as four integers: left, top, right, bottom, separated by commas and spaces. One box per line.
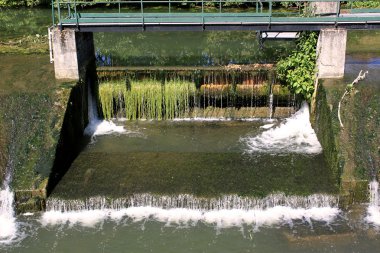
53, 0, 380, 31
49, 0, 380, 80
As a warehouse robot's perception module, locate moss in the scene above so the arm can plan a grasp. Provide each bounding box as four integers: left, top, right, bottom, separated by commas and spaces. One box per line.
0, 35, 49, 55
313, 83, 343, 186
0, 116, 7, 183
314, 80, 380, 204
0, 87, 73, 190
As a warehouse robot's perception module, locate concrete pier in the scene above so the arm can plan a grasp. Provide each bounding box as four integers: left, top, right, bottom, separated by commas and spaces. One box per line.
316, 28, 347, 79
311, 2, 339, 15
52, 28, 95, 80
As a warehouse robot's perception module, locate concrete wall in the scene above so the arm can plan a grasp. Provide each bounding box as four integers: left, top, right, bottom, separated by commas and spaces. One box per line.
317, 28, 347, 79
52, 28, 95, 81
310, 2, 339, 15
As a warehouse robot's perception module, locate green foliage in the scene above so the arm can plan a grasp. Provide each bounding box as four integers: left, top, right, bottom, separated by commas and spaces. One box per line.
351, 1, 380, 8
276, 32, 318, 101
0, 0, 49, 7
99, 79, 196, 120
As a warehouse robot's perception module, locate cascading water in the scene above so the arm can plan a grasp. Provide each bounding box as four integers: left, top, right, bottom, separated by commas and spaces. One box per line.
84, 84, 125, 137
43, 99, 340, 230
0, 187, 16, 244
366, 180, 380, 226
242, 102, 322, 154
0, 165, 17, 244
41, 193, 340, 229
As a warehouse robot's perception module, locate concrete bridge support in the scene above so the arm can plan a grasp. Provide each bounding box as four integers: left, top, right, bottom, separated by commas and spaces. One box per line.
52, 28, 95, 80
311, 2, 339, 15
316, 28, 347, 79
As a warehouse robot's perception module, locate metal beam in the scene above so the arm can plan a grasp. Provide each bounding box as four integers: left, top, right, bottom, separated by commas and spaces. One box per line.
61, 22, 380, 33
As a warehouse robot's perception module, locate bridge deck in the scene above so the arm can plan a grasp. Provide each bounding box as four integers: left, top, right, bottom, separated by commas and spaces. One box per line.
53, 0, 380, 32
60, 13, 380, 32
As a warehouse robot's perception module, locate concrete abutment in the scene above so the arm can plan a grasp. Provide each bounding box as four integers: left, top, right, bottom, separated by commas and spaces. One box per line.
52, 28, 95, 81
317, 28, 347, 79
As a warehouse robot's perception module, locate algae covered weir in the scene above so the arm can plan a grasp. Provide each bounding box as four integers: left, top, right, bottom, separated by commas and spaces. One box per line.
1, 1, 380, 252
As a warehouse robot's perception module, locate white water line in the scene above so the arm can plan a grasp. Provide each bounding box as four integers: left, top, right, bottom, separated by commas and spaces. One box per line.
48, 26, 54, 63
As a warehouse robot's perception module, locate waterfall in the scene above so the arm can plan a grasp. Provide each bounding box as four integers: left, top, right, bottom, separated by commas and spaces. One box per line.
366, 180, 380, 226
268, 82, 274, 119
41, 193, 340, 229
0, 156, 17, 244
0, 186, 16, 244
242, 102, 322, 154
84, 84, 125, 137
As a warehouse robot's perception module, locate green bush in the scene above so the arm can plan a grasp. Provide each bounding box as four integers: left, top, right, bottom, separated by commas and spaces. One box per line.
276, 32, 318, 101
0, 0, 49, 7
351, 1, 380, 8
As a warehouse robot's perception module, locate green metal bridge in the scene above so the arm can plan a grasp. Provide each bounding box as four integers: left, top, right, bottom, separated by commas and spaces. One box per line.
52, 0, 380, 32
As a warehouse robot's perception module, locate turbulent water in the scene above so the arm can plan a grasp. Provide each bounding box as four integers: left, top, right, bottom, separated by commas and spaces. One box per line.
84, 86, 126, 137
0, 187, 16, 244
243, 102, 322, 154
366, 180, 380, 226
42, 193, 339, 229
1, 100, 380, 252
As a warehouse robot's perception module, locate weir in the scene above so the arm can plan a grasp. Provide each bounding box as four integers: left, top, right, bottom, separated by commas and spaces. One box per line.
2, 2, 380, 250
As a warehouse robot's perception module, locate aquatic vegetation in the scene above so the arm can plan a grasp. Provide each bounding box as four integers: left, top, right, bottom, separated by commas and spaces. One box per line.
99, 79, 196, 120
98, 69, 294, 120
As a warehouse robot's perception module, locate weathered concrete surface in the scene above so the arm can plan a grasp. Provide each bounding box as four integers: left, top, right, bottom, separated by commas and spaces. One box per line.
313, 78, 380, 206
52, 28, 95, 80
311, 2, 339, 15
317, 28, 347, 79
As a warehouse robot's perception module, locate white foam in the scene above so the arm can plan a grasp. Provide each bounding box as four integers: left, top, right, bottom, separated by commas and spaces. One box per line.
0, 187, 17, 244
260, 123, 275, 129
84, 119, 126, 136
172, 117, 274, 122
366, 180, 380, 226
242, 102, 322, 154
84, 84, 126, 136
173, 117, 233, 122
40, 205, 339, 229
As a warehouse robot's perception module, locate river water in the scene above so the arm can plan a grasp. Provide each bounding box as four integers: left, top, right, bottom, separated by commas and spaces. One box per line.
1, 8, 380, 253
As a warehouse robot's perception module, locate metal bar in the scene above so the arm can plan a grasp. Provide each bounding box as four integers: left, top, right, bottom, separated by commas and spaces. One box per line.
202, 0, 204, 14
169, 0, 171, 14
256, 1, 258, 14
336, 0, 340, 17
51, 0, 55, 25
52, 1, 357, 5
68, 3, 71, 17
141, 0, 144, 29
269, 0, 272, 16
119, 2, 121, 13
219, 0, 222, 13
350, 0, 353, 13
75, 0, 78, 28
57, 0, 61, 28
48, 27, 54, 63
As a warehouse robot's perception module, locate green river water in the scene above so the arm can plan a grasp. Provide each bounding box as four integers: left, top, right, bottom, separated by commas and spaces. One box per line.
1, 7, 380, 253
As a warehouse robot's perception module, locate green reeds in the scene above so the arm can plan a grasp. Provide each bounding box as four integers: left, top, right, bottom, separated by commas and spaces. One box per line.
164, 80, 196, 119
98, 79, 196, 120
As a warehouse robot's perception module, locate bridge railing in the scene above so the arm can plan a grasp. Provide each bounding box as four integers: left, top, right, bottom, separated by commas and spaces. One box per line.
51, 0, 380, 27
